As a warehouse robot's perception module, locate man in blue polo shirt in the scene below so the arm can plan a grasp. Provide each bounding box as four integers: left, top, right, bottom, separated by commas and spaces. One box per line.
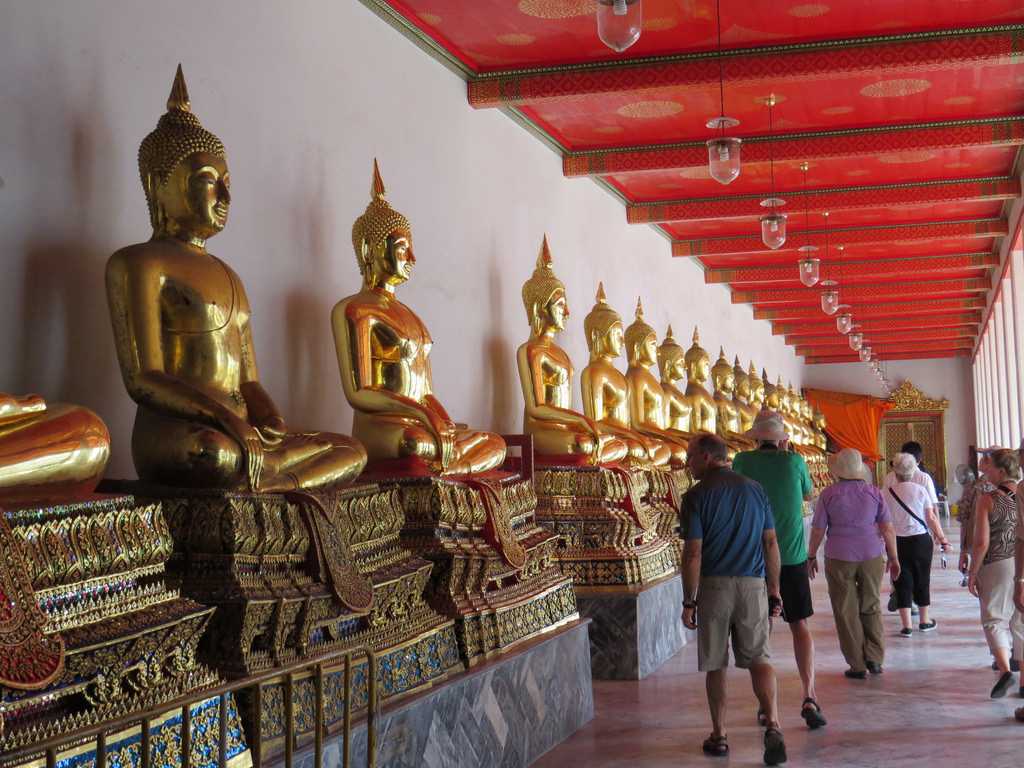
682, 433, 787, 766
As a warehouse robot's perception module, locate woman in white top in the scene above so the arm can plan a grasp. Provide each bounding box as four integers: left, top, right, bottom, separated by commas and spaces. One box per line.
884, 453, 950, 636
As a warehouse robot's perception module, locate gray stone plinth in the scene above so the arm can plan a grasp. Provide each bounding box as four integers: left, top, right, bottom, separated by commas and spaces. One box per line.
294, 620, 593, 768
576, 573, 687, 680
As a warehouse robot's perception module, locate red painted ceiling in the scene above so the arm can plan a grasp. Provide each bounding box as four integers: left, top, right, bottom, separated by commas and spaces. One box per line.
370, 0, 1023, 363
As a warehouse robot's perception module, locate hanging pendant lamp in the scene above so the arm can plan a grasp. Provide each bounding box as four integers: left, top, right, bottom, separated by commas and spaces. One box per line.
760, 94, 786, 249
597, 0, 642, 52
706, 0, 741, 185
796, 162, 820, 285
848, 332, 863, 351
836, 313, 853, 334
859, 346, 872, 362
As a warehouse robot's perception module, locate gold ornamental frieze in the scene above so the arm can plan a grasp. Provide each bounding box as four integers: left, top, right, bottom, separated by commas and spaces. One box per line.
887, 380, 950, 412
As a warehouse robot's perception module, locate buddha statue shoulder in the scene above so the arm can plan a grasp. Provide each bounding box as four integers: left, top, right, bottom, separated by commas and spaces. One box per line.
683, 327, 717, 435
106, 66, 366, 492
0, 393, 110, 505
580, 284, 669, 467
515, 237, 627, 465
332, 161, 505, 475
623, 300, 687, 466
732, 356, 758, 433
657, 325, 694, 435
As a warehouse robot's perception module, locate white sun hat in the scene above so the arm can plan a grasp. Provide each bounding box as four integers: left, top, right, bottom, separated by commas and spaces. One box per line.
744, 409, 789, 442
832, 447, 867, 481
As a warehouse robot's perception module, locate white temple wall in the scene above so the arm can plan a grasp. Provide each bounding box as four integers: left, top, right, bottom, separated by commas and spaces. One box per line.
4, 0, 836, 477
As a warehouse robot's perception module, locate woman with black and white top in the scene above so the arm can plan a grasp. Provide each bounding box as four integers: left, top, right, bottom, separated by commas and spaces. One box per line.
884, 453, 950, 637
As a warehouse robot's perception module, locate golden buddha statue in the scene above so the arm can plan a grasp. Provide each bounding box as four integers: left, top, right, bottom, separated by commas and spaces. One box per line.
657, 326, 694, 434
0, 394, 110, 505
581, 285, 669, 466
623, 300, 688, 466
710, 348, 742, 438
733, 356, 759, 433
106, 66, 366, 492
683, 327, 717, 434
748, 361, 766, 412
516, 237, 627, 465
333, 161, 505, 475
813, 407, 828, 450
780, 382, 803, 447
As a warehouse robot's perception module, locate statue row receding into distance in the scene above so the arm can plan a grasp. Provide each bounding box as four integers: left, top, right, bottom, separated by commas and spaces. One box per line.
0, 67, 827, 762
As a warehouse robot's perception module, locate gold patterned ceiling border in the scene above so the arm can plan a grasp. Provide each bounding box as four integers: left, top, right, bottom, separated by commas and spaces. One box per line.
886, 380, 949, 412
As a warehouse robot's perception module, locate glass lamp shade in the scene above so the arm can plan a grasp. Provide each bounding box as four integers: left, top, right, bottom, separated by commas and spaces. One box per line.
706, 137, 742, 185
760, 213, 787, 250
820, 289, 840, 316
848, 332, 863, 351
597, 0, 642, 52
836, 313, 853, 334
859, 347, 872, 362
798, 257, 821, 287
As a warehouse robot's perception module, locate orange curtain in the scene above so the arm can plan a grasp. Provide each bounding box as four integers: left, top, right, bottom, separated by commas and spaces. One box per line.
804, 388, 893, 462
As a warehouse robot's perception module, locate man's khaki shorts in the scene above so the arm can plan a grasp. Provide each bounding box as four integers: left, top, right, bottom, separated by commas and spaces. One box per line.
697, 576, 771, 672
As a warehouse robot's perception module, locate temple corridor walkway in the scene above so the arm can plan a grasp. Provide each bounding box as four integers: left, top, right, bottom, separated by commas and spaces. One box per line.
536, 530, 1022, 767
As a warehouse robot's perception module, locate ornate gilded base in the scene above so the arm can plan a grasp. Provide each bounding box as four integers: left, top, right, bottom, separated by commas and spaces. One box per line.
112, 482, 462, 689
533, 464, 676, 586
654, 468, 690, 567
362, 470, 579, 665
0, 495, 216, 752
2, 694, 250, 768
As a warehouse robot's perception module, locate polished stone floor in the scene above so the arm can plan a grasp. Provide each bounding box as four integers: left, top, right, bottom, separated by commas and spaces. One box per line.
535, 530, 1023, 767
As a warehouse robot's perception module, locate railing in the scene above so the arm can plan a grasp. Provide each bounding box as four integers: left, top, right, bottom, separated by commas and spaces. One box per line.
2, 646, 379, 768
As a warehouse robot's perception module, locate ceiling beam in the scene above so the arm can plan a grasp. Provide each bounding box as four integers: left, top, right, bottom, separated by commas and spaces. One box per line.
672, 218, 1006, 260
796, 335, 976, 355
628, 177, 1019, 225
776, 314, 981, 337
754, 296, 985, 321
468, 26, 1023, 108
805, 350, 970, 364
790, 328, 977, 349
565, 117, 1024, 177
735, 276, 990, 305
708, 252, 997, 286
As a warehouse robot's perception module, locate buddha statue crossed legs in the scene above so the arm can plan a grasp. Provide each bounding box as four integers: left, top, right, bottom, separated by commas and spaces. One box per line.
106, 66, 365, 492
516, 237, 627, 465
332, 162, 505, 475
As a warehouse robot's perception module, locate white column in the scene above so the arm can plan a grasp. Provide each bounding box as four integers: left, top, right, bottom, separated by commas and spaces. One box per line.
993, 300, 1009, 446
1001, 278, 1021, 448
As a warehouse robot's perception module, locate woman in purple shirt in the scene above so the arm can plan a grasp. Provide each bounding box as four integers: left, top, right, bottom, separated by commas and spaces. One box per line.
808, 448, 900, 679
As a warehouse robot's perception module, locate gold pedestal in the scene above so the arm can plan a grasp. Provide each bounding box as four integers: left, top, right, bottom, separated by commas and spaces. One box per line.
118, 483, 462, 686
0, 495, 215, 752
362, 468, 578, 665
534, 463, 676, 585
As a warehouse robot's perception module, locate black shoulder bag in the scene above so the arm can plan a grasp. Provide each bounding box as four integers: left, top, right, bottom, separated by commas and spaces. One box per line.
888, 487, 931, 538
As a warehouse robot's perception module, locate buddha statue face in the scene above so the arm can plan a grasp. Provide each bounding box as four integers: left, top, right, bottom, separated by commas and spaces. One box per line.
544, 289, 569, 333
684, 327, 711, 385
733, 359, 750, 402
657, 328, 686, 384
624, 299, 658, 368
364, 231, 415, 289
814, 409, 827, 430
711, 351, 735, 396
151, 152, 231, 240
602, 321, 625, 357
801, 398, 812, 421
584, 283, 624, 360
749, 365, 765, 407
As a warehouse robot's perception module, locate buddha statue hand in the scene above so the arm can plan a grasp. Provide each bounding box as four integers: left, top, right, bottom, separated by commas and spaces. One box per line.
0, 393, 47, 424
221, 411, 267, 491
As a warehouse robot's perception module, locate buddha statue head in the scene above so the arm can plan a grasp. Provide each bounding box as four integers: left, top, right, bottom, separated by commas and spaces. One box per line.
352, 160, 414, 291
624, 298, 658, 368
657, 325, 686, 385
764, 371, 782, 410
522, 235, 568, 337
749, 362, 765, 408
684, 327, 711, 385
711, 348, 735, 397
779, 378, 793, 415
733, 356, 751, 404
801, 396, 813, 422
583, 283, 624, 361
139, 65, 229, 243
787, 383, 800, 416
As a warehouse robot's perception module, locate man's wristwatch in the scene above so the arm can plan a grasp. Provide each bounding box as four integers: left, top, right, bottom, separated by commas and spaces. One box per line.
683, 600, 697, 609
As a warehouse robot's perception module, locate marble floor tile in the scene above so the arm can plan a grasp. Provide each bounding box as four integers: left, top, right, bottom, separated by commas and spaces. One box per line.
534, 529, 1023, 767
